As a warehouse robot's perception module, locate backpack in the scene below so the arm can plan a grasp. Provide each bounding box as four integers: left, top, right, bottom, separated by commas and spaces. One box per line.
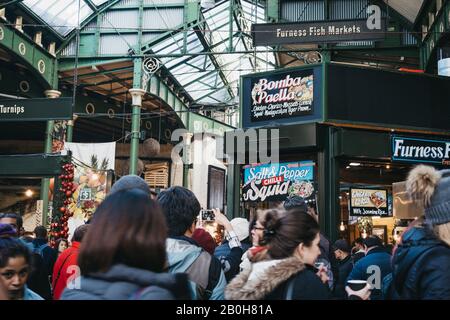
32, 243, 49, 257
26, 242, 52, 300
382, 244, 439, 300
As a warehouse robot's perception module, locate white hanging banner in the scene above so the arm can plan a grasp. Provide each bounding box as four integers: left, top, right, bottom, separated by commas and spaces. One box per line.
63, 142, 116, 238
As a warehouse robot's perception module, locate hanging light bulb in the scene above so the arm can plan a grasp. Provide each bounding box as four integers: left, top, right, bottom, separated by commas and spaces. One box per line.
339, 221, 346, 232
200, 0, 215, 9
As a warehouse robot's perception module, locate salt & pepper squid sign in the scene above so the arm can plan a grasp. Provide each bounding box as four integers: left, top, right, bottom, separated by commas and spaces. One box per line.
0, 97, 73, 121
252, 19, 386, 46
350, 188, 389, 217
242, 161, 315, 202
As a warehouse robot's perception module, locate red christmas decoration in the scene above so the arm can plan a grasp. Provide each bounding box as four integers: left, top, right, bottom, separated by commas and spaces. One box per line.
50, 159, 76, 248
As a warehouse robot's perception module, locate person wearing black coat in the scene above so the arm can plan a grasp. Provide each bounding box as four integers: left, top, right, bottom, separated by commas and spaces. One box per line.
332, 239, 353, 299
383, 165, 450, 300
384, 224, 450, 299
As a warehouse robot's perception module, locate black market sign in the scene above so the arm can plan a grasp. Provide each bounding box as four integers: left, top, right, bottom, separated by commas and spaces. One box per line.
252, 19, 386, 46
249, 70, 314, 122
392, 136, 450, 166
0, 97, 73, 121
350, 188, 389, 217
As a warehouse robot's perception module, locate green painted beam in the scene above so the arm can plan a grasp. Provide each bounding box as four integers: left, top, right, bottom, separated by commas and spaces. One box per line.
184, 0, 200, 24
58, 58, 132, 71
60, 65, 134, 80
267, 0, 279, 22
419, 0, 449, 71
0, 22, 56, 88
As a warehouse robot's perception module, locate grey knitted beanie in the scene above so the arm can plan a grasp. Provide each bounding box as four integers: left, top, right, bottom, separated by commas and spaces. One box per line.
406, 165, 450, 226
110, 174, 150, 195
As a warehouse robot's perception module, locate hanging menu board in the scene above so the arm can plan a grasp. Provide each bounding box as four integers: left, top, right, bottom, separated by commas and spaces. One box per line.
350, 188, 389, 217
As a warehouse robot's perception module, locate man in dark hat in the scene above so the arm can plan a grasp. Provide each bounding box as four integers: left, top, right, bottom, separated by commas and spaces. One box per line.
347, 235, 392, 300
332, 239, 353, 299
110, 174, 150, 195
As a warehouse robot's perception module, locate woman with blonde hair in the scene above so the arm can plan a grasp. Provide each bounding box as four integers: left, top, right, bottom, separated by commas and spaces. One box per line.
384, 165, 450, 299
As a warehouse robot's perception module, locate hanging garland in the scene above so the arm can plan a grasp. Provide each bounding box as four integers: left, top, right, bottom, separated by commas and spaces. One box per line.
357, 217, 373, 235
49, 161, 75, 248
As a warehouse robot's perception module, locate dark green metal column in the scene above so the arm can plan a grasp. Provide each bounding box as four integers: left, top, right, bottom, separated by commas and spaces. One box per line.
129, 58, 145, 175
128, 90, 144, 175
66, 115, 77, 143
40, 90, 61, 227
182, 132, 192, 188
226, 163, 241, 218
317, 126, 340, 243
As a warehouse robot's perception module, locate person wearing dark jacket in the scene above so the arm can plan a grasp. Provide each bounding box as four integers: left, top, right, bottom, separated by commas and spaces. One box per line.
52, 224, 89, 300
351, 238, 366, 265
31, 226, 57, 281
28, 226, 57, 300
225, 208, 371, 300
383, 165, 450, 300
213, 214, 251, 282
347, 235, 392, 300
157, 186, 226, 300
61, 189, 191, 300
332, 239, 353, 299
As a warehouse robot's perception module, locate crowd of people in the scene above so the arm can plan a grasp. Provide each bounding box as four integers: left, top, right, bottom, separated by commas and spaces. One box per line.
0, 164, 449, 300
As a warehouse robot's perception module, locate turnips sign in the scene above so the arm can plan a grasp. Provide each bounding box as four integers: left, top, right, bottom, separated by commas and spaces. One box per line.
250, 70, 314, 122
242, 161, 315, 202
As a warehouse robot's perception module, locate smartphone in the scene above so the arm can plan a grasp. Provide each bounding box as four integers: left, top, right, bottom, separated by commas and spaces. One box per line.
200, 209, 215, 221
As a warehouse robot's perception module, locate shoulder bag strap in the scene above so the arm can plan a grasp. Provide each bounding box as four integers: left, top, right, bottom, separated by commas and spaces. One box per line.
52, 252, 75, 289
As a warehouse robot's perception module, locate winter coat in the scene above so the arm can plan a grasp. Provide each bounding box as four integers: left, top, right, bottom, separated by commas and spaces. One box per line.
347, 247, 392, 300
385, 226, 450, 300
25, 240, 54, 300
166, 236, 226, 300
225, 256, 330, 300
351, 250, 365, 265
52, 241, 81, 300
60, 264, 191, 300
29, 239, 58, 278
333, 255, 353, 299
214, 240, 252, 282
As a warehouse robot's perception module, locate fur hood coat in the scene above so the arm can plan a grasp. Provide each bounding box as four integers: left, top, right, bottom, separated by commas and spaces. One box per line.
225, 257, 307, 300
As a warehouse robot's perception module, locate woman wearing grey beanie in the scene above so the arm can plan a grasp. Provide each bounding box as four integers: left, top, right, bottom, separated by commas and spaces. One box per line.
383, 165, 450, 300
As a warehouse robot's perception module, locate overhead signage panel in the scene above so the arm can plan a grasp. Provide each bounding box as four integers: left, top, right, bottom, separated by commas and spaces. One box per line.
0, 97, 73, 121
252, 19, 386, 46
242, 161, 315, 202
392, 136, 450, 166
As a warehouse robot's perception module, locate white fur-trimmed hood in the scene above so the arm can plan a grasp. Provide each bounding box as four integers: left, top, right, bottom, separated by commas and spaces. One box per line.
225, 256, 305, 300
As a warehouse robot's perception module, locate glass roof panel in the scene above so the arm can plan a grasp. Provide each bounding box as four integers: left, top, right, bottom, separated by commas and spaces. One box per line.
148, 0, 275, 105
91, 0, 110, 5
22, 0, 94, 36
